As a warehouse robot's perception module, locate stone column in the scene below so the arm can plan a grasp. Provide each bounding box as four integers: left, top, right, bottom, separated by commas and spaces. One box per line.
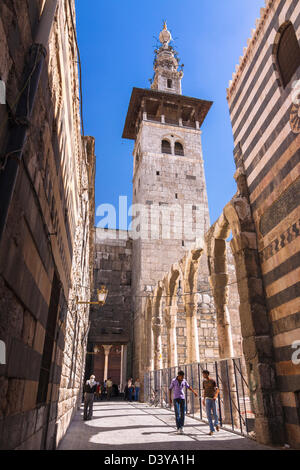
209, 266, 234, 359
145, 310, 154, 372
166, 305, 178, 368
103, 345, 112, 382
152, 319, 163, 370
148, 327, 154, 371
185, 296, 200, 364
122, 345, 128, 390
120, 345, 124, 392
208, 240, 237, 426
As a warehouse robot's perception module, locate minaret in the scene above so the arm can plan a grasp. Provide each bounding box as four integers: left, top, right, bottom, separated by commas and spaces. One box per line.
151, 22, 183, 95
122, 22, 213, 384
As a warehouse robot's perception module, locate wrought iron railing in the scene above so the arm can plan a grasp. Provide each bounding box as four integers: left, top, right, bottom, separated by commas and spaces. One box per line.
144, 357, 254, 437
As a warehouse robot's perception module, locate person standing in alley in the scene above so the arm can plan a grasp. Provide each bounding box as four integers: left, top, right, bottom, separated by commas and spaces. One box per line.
169, 371, 198, 434
124, 381, 128, 400
128, 377, 134, 402
134, 378, 140, 401
202, 370, 220, 435
106, 377, 113, 400
83, 375, 97, 421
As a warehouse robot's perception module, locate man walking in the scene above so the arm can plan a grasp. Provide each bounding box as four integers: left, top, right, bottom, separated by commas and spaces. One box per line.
169, 371, 198, 434
83, 375, 97, 421
202, 370, 220, 435
134, 378, 140, 402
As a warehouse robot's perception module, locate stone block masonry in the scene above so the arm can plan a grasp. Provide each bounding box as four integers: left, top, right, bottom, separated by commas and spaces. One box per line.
0, 0, 95, 450
226, 0, 300, 448
85, 229, 133, 389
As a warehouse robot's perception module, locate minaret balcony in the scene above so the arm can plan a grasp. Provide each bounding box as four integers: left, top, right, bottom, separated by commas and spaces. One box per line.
122, 88, 213, 140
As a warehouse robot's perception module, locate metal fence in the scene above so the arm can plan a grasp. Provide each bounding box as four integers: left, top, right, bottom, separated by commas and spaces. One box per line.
144, 358, 255, 437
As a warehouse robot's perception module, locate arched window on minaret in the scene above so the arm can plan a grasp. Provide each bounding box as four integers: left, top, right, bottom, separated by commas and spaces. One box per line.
167, 79, 173, 89
175, 141, 184, 156
162, 139, 172, 154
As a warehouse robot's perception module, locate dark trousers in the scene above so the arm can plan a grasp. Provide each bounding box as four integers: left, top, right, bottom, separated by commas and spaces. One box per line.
174, 398, 185, 429
84, 393, 94, 420
128, 387, 133, 402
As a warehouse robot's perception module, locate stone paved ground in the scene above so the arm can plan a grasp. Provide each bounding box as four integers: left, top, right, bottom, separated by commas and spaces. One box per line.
58, 401, 274, 450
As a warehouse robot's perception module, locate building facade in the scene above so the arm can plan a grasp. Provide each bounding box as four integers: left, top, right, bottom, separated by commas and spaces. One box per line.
119, 23, 242, 392
225, 0, 300, 448
0, 0, 95, 450
85, 229, 133, 392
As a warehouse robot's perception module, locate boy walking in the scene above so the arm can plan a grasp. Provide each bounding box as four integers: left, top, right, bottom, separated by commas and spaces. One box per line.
106, 377, 113, 400
169, 371, 198, 434
202, 370, 220, 435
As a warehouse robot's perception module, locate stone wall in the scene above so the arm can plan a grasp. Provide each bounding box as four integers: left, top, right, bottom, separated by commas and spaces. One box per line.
86, 229, 133, 386
0, 0, 95, 450
226, 0, 300, 447
131, 118, 211, 383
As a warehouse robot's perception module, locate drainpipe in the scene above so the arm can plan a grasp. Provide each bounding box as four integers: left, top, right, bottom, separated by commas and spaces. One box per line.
0, 0, 58, 242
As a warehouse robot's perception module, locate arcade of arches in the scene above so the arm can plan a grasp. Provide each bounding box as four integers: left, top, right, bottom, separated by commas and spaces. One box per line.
140, 168, 286, 446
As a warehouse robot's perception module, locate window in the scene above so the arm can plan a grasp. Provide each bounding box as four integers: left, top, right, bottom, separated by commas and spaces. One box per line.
161, 139, 172, 154
156, 171, 160, 176
175, 142, 184, 156
276, 23, 300, 88
36, 272, 61, 404
167, 79, 173, 88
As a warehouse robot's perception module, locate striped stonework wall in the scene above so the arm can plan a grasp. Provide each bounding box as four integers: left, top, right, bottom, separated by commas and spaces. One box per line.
227, 0, 300, 448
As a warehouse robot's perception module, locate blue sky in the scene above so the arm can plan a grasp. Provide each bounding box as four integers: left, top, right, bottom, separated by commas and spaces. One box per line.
75, 0, 264, 228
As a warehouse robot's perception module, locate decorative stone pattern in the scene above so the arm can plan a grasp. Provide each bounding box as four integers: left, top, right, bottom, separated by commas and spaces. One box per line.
226, 0, 300, 448
0, 0, 95, 450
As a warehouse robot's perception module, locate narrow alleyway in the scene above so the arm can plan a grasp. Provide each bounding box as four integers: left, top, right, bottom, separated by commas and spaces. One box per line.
58, 401, 273, 450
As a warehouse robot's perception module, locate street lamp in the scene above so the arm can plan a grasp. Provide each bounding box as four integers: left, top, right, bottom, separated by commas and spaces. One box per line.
76, 285, 108, 306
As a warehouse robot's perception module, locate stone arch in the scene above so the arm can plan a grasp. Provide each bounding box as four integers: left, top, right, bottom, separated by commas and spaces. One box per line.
205, 168, 285, 445
182, 247, 203, 364
162, 263, 183, 368
206, 213, 234, 359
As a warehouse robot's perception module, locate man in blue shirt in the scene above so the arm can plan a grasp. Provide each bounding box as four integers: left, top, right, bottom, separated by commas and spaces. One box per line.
169, 371, 198, 434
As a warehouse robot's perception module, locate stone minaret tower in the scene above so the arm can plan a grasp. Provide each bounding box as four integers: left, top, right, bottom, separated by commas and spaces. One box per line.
123, 22, 212, 382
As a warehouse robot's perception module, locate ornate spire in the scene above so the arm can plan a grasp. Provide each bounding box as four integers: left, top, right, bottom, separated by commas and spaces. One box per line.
151, 22, 183, 95
159, 21, 172, 46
